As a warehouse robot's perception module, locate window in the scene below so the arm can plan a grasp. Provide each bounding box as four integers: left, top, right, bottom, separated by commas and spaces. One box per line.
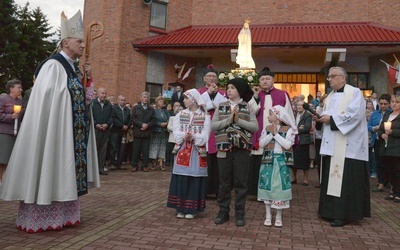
347, 73, 368, 89
145, 82, 163, 104
150, 2, 167, 30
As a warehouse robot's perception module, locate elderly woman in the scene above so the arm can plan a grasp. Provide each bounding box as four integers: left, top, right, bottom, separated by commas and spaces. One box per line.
0, 79, 24, 184
149, 96, 170, 170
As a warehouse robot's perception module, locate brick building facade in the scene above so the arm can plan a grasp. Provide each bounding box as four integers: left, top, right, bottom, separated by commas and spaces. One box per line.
83, 0, 400, 103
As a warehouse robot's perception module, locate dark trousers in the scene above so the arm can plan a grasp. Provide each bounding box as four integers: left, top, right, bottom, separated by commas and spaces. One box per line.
207, 153, 219, 196
315, 138, 322, 180
383, 156, 400, 197
367, 147, 377, 174
247, 155, 262, 195
109, 131, 123, 166
165, 142, 174, 165
374, 140, 388, 185
125, 141, 133, 163
95, 130, 110, 172
132, 136, 150, 169
217, 149, 250, 214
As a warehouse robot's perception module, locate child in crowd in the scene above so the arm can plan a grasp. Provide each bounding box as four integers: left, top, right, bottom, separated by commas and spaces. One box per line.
211, 78, 258, 227
167, 89, 211, 219
258, 105, 297, 227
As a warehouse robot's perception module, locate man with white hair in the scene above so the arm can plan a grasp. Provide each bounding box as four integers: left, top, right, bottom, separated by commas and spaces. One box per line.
317, 66, 370, 227
0, 10, 100, 233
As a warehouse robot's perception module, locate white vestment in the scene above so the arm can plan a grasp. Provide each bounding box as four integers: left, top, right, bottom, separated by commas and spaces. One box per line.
320, 84, 368, 196
0, 59, 100, 205
201, 91, 227, 112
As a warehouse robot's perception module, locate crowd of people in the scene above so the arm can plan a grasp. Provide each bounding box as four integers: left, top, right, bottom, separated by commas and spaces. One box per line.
0, 10, 397, 233
4, 58, 400, 231
5, 63, 400, 230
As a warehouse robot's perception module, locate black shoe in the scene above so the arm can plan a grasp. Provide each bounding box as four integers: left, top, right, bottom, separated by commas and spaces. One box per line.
330, 219, 346, 227
235, 214, 245, 227
214, 211, 229, 225
99, 171, 108, 175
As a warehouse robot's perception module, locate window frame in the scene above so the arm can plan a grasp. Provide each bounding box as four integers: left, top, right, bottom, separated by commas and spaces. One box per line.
150, 1, 168, 30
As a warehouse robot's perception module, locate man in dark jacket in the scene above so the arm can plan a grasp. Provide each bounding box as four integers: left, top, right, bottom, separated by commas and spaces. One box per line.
109, 95, 130, 170
92, 87, 114, 175
128, 91, 156, 172
171, 85, 185, 108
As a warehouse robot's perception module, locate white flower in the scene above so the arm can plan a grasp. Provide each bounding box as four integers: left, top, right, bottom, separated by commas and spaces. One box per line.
252, 72, 256, 76
247, 75, 253, 82
218, 73, 225, 80
228, 73, 234, 80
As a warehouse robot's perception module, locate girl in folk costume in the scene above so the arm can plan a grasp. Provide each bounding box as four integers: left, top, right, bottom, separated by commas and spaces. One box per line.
167, 89, 211, 219
211, 78, 258, 227
257, 105, 297, 228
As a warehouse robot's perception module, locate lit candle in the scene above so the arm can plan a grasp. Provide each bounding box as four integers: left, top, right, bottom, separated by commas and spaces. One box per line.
13, 105, 22, 114
384, 122, 392, 130
384, 121, 391, 147
13, 105, 22, 135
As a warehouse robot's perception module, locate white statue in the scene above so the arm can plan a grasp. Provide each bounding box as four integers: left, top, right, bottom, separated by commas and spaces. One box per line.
236, 18, 255, 69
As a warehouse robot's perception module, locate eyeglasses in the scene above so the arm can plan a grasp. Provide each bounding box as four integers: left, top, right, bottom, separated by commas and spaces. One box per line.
327, 74, 344, 80
205, 74, 217, 78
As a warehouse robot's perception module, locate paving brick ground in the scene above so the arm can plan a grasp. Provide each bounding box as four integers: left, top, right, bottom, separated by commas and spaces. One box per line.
1, 165, 400, 249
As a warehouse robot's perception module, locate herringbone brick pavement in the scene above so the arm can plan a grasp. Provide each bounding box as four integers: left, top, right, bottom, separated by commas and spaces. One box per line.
0, 165, 399, 249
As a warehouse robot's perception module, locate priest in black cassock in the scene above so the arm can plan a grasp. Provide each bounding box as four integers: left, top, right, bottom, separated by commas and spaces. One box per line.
317, 66, 370, 227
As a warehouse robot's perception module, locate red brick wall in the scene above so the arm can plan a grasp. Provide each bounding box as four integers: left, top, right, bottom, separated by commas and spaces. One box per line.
83, 0, 151, 104
166, 0, 193, 32
191, 0, 400, 28
83, 0, 400, 102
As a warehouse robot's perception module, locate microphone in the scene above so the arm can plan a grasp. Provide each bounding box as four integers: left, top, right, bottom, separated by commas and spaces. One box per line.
302, 102, 321, 119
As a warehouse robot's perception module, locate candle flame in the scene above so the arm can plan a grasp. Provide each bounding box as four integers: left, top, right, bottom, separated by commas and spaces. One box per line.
13, 105, 22, 114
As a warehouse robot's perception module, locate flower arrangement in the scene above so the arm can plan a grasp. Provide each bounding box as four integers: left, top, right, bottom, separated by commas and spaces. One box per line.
217, 70, 259, 87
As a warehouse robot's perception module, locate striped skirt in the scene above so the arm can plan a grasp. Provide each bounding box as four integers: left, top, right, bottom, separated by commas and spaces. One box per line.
167, 174, 207, 214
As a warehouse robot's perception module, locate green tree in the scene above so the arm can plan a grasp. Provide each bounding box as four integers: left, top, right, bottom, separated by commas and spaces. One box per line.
0, 0, 21, 92
16, 3, 57, 90
0, 0, 57, 93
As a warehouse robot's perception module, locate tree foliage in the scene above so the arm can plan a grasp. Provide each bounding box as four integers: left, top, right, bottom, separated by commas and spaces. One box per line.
0, 0, 57, 93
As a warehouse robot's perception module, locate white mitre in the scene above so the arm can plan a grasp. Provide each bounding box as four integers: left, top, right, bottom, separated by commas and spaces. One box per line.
60, 10, 84, 40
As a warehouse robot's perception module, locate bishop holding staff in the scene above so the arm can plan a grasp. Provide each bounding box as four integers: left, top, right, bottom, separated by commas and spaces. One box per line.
0, 10, 100, 233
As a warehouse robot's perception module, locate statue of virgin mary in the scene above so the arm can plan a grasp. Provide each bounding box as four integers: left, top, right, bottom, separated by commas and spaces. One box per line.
236, 18, 255, 69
